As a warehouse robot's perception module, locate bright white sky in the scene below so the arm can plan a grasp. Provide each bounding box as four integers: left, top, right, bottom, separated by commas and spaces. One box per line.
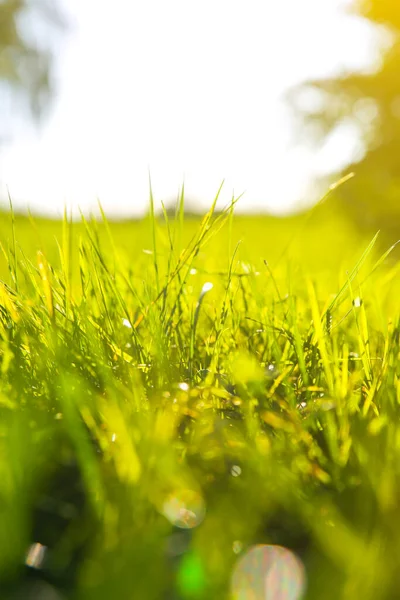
0, 0, 384, 217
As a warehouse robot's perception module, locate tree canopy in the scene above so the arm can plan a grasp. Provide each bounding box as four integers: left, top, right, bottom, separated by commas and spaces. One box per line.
287, 0, 400, 243
0, 0, 63, 135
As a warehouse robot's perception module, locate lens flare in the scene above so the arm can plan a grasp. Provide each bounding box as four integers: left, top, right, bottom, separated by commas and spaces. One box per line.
231, 544, 306, 600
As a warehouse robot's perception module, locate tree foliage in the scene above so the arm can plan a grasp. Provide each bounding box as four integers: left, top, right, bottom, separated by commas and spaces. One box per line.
287, 1, 400, 242
0, 0, 63, 131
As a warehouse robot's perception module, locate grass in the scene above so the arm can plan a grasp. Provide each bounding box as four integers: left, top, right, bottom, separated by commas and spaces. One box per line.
1, 191, 400, 599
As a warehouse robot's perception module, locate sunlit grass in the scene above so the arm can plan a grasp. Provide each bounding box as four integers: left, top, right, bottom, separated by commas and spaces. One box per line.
1, 190, 400, 599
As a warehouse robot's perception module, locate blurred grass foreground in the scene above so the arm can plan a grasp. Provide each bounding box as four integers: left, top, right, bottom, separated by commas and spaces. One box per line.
1, 190, 400, 600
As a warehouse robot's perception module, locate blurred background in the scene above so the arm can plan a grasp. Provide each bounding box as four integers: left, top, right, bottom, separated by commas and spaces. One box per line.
0, 0, 399, 242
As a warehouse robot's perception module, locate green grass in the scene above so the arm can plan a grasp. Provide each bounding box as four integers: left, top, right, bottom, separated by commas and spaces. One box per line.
1, 193, 400, 599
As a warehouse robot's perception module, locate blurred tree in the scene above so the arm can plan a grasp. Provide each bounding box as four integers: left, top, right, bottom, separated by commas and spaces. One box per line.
0, 0, 64, 134
287, 0, 400, 243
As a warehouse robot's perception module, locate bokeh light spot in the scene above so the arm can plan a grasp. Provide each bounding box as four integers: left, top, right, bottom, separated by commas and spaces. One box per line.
177, 552, 205, 597
231, 544, 306, 600
25, 542, 47, 569
16, 580, 64, 600
162, 489, 205, 529
165, 531, 191, 557
231, 465, 242, 477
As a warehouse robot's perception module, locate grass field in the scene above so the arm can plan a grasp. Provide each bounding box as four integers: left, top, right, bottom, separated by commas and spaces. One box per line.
1, 189, 400, 599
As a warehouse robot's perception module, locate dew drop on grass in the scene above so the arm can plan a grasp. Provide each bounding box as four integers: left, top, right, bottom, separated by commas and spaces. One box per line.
200, 282, 213, 295
122, 318, 132, 328
162, 490, 205, 529
266, 364, 279, 379
240, 262, 252, 274
231, 544, 306, 600
352, 297, 362, 308
178, 382, 189, 392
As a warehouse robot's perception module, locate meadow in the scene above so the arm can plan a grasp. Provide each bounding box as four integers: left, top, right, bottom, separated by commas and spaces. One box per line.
1, 187, 400, 599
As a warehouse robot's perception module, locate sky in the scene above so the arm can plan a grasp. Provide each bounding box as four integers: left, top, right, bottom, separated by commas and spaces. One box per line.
0, 0, 385, 218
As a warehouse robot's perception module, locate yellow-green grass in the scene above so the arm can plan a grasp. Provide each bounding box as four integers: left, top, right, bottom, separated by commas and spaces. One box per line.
0, 194, 400, 599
